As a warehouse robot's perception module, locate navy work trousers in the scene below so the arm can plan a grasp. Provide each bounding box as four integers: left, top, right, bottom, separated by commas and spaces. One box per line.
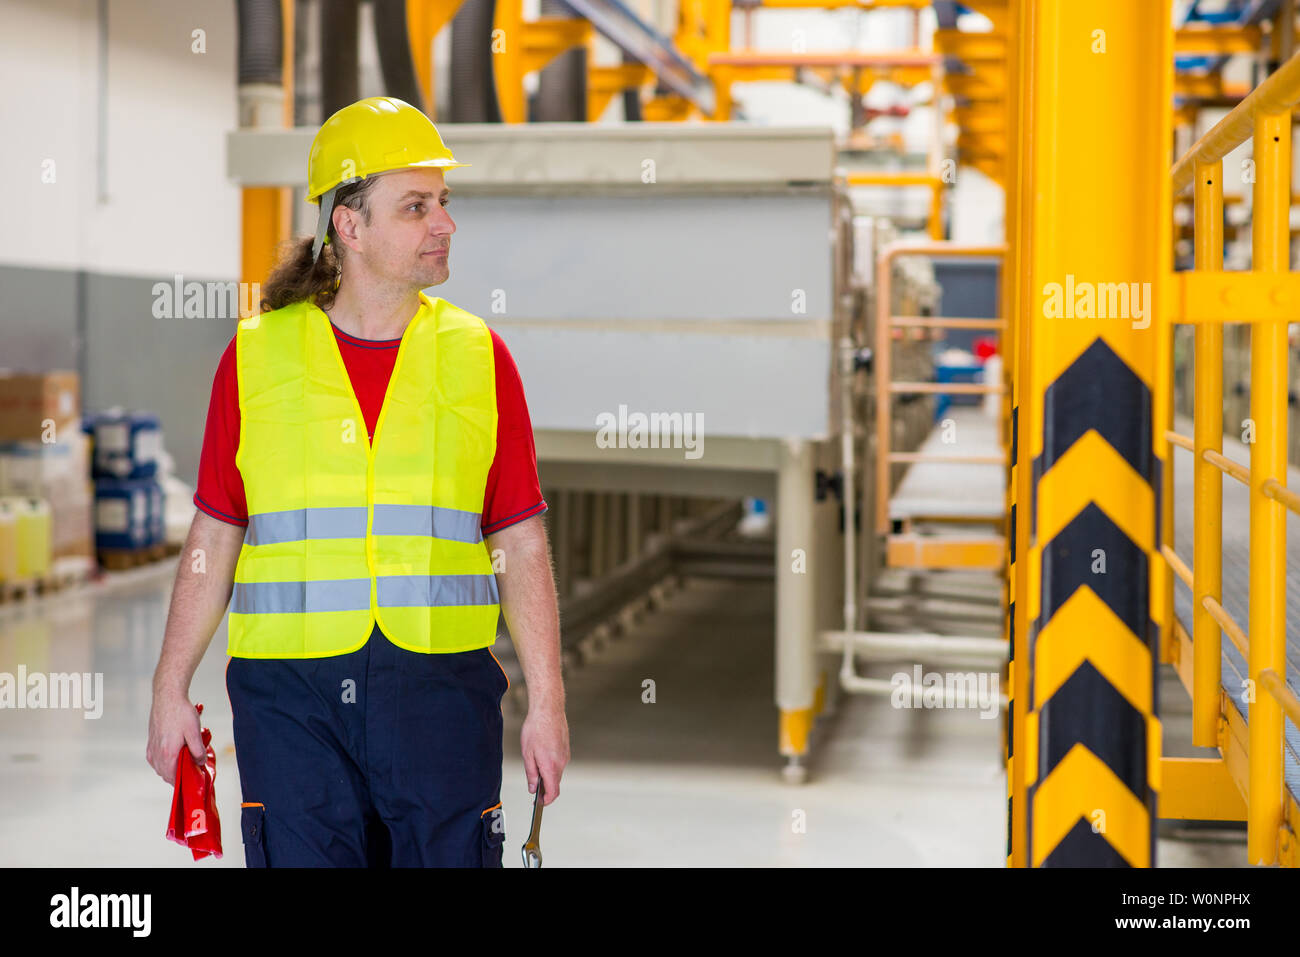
226, 623, 508, 867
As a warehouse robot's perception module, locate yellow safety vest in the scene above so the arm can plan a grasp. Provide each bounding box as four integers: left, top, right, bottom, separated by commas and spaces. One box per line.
227, 291, 500, 658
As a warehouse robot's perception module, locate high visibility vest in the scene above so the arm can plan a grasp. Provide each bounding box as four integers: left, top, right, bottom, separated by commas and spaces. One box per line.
227, 291, 500, 658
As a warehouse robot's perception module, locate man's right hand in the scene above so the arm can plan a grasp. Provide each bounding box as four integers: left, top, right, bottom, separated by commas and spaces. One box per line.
146, 691, 206, 786
146, 512, 245, 785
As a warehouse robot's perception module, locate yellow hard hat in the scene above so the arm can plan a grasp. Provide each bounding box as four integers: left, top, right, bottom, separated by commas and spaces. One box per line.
307, 96, 467, 260
306, 96, 468, 204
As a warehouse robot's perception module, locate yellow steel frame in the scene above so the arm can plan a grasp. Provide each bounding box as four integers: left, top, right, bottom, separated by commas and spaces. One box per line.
1162, 48, 1300, 866
934, 7, 1012, 184
492, 0, 594, 124
407, 0, 471, 116
846, 172, 947, 240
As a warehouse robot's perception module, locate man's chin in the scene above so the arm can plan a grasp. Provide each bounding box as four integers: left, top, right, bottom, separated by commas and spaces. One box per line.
415, 265, 449, 287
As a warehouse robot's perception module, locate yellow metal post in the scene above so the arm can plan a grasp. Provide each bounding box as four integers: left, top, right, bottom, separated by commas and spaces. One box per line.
1246, 110, 1291, 866
1191, 161, 1223, 748
1007, 0, 1034, 869
1022, 0, 1170, 867
928, 181, 945, 240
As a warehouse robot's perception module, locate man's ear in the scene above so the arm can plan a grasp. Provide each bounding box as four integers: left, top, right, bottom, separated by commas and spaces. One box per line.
332, 203, 363, 254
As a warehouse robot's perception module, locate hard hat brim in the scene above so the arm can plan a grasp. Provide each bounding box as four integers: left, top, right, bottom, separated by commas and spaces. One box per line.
306, 160, 471, 205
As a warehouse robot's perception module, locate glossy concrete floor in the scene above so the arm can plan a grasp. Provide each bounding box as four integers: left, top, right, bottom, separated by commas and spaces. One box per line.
0, 562, 1242, 867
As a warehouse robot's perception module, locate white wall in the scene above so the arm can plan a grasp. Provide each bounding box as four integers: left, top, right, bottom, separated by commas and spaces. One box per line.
1, 0, 241, 279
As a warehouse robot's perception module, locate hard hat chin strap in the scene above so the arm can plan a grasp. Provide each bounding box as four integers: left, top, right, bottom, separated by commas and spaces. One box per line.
311, 185, 341, 263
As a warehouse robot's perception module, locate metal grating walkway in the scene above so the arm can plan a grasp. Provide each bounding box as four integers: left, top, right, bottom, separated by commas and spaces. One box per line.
1170, 416, 1300, 802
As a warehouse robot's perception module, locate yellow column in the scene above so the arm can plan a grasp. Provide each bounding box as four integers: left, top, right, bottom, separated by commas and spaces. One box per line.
1005, 0, 1032, 869
1191, 161, 1223, 748
1246, 110, 1291, 866
1022, 0, 1170, 867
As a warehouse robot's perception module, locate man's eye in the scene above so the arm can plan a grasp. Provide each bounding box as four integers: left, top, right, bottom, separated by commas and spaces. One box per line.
408, 202, 424, 212
440, 199, 450, 207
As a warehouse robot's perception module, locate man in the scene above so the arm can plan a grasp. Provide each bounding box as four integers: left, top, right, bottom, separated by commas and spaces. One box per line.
146, 97, 568, 867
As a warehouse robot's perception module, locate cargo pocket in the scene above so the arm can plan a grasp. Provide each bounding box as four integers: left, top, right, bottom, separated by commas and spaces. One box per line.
241, 803, 268, 868
480, 805, 505, 868
486, 648, 510, 700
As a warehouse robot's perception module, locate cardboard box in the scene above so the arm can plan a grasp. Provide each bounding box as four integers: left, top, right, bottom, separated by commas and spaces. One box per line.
0, 435, 93, 559
0, 371, 81, 442
52, 482, 94, 561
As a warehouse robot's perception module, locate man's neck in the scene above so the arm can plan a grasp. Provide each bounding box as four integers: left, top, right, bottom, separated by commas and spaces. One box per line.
324, 281, 424, 341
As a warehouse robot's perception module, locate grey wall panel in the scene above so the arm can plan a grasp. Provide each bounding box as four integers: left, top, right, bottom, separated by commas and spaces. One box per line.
0, 264, 237, 485
435, 195, 833, 321
0, 264, 81, 373
82, 273, 236, 486
496, 326, 831, 440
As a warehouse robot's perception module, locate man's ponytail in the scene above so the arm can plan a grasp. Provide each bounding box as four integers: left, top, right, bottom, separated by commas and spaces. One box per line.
258, 176, 379, 313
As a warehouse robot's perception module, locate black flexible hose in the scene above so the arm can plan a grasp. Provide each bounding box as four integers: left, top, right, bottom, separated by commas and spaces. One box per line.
236, 0, 283, 87
321, 0, 360, 117
373, 0, 424, 108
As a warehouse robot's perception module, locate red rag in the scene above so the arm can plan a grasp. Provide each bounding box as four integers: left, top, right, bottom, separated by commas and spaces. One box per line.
165, 703, 223, 860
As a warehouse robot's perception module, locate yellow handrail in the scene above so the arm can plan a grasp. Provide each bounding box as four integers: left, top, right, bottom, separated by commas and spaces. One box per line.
1203, 448, 1250, 485
1161, 544, 1193, 589
1168, 45, 1298, 865
873, 241, 1007, 533
1261, 478, 1300, 515
1259, 670, 1300, 726
1171, 49, 1300, 192
1201, 596, 1249, 659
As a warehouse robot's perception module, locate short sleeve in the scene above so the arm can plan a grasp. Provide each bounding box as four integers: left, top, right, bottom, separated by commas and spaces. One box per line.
481, 329, 548, 535
193, 336, 249, 527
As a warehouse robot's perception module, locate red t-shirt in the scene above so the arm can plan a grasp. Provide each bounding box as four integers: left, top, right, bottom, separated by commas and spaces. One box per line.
194, 319, 547, 537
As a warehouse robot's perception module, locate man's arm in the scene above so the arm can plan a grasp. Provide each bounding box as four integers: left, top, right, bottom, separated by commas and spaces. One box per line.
485, 512, 569, 805
145, 511, 245, 784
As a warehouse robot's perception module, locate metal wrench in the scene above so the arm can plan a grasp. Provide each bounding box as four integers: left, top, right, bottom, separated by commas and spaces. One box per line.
521, 778, 545, 867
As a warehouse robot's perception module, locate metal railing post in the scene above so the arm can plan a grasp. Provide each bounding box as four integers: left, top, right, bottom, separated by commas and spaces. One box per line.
1191, 161, 1225, 749
1246, 109, 1292, 865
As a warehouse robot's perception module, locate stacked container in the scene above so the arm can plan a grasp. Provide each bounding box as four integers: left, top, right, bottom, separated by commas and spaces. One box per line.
88, 408, 165, 554
0, 497, 52, 581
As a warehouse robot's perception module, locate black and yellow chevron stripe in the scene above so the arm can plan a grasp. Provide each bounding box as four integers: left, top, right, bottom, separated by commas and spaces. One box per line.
1026, 338, 1161, 867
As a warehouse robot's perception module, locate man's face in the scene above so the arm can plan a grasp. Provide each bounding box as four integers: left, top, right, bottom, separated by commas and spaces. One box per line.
339, 166, 456, 289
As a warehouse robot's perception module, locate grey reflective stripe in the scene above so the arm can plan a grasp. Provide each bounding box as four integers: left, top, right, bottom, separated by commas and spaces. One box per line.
246, 507, 369, 546
245, 505, 483, 545
377, 574, 500, 607
231, 579, 372, 615
371, 504, 483, 543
